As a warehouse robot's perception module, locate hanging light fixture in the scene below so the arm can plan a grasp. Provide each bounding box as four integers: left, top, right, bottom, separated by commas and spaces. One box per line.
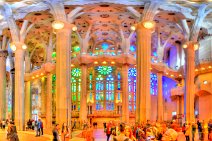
72, 25, 77, 31
10, 43, 17, 51
130, 24, 137, 31
52, 20, 64, 30
143, 21, 155, 29
194, 43, 199, 51
182, 44, 187, 49
22, 44, 27, 50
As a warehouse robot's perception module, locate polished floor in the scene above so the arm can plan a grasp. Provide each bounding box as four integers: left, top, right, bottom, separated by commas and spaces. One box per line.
0, 128, 106, 141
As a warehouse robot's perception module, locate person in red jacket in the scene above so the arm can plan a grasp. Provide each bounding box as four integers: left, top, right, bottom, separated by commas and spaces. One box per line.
106, 121, 112, 141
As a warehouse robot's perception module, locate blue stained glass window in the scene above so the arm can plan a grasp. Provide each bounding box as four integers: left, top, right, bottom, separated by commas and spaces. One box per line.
150, 73, 157, 95
128, 68, 136, 77
102, 43, 109, 50
118, 92, 121, 100
130, 45, 136, 52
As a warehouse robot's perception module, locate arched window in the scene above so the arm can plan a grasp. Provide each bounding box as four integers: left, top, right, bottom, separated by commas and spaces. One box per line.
71, 68, 81, 111
96, 74, 104, 110
150, 73, 157, 95
128, 68, 136, 111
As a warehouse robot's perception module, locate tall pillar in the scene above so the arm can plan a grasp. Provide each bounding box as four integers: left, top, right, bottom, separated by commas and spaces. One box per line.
122, 64, 129, 123
136, 23, 154, 123
41, 77, 46, 117
79, 64, 87, 121
157, 72, 163, 121
46, 73, 52, 129
0, 50, 8, 120
11, 69, 15, 121
56, 26, 71, 126
14, 45, 25, 130
24, 81, 31, 121
184, 42, 195, 122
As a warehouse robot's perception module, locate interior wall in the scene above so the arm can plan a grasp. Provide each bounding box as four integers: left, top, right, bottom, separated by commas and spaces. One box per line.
169, 46, 177, 70
199, 94, 212, 121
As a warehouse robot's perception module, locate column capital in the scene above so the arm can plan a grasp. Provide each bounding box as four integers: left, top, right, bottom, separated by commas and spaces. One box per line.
0, 50, 8, 58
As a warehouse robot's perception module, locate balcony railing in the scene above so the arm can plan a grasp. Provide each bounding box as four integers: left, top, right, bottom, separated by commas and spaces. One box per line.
88, 110, 122, 118
171, 87, 184, 97
195, 57, 212, 66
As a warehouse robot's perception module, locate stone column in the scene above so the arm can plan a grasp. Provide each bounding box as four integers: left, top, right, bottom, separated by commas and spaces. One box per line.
14, 46, 25, 130
46, 73, 52, 129
157, 72, 163, 121
79, 64, 87, 121
24, 81, 31, 121
184, 42, 195, 122
122, 64, 129, 123
41, 77, 46, 117
56, 26, 71, 126
0, 50, 8, 120
136, 23, 154, 123
11, 69, 15, 121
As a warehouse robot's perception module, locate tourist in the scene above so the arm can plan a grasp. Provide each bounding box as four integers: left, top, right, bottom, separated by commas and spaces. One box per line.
192, 122, 197, 141
7, 121, 19, 141
34, 120, 39, 137
32, 120, 35, 130
197, 120, 203, 140
2, 119, 6, 129
113, 123, 129, 141
61, 123, 70, 141
40, 119, 44, 135
103, 122, 107, 132
72, 119, 76, 130
52, 124, 60, 141
106, 121, 113, 141
185, 123, 191, 141
125, 126, 136, 141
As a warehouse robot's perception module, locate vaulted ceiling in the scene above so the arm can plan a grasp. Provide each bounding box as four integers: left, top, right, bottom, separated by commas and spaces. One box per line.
0, 0, 212, 67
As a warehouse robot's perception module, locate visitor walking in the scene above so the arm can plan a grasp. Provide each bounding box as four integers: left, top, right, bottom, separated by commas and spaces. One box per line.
113, 123, 129, 141
2, 119, 6, 129
61, 123, 70, 141
7, 121, 19, 141
40, 119, 44, 135
106, 121, 112, 141
35, 120, 39, 137
72, 120, 76, 130
52, 124, 60, 141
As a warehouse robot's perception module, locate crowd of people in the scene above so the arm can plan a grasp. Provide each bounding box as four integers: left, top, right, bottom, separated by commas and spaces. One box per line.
52, 123, 71, 141
103, 119, 212, 141
26, 119, 44, 137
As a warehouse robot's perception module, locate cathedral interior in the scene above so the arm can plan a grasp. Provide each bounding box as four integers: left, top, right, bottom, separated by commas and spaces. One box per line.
0, 0, 211, 135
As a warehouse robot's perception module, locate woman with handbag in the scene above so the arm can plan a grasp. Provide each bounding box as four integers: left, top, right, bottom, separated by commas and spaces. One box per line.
61, 123, 70, 141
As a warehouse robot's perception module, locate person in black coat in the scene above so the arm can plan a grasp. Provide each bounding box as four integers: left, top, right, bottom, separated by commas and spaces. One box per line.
52, 124, 60, 141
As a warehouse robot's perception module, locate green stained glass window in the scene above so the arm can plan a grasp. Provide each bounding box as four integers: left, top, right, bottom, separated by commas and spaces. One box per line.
97, 66, 113, 75
71, 68, 81, 77
73, 45, 80, 52
52, 52, 56, 58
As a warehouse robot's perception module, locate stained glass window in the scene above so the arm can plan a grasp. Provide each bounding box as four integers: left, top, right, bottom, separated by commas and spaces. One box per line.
128, 68, 136, 112
71, 68, 81, 111
150, 73, 157, 95
96, 74, 104, 110
97, 66, 113, 75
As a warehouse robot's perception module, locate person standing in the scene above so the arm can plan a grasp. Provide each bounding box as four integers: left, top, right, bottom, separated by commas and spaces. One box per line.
8, 122, 19, 141
35, 120, 39, 137
106, 121, 112, 141
40, 120, 44, 135
61, 123, 70, 141
72, 120, 76, 130
113, 123, 129, 141
52, 124, 60, 141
